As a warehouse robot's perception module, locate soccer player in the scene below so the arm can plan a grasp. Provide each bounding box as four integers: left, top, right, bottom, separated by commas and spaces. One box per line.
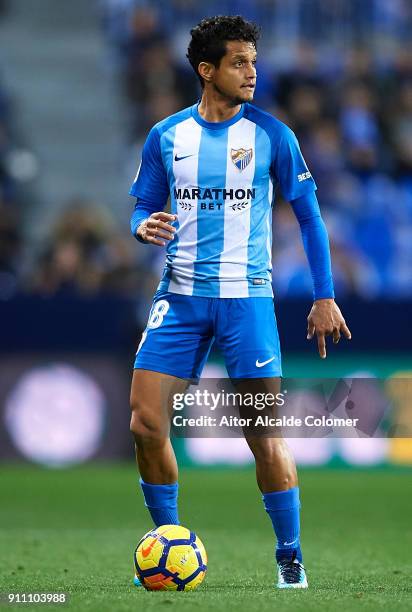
129, 16, 351, 589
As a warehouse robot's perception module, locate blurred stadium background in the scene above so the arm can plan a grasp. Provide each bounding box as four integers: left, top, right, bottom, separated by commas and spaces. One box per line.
0, 0, 411, 469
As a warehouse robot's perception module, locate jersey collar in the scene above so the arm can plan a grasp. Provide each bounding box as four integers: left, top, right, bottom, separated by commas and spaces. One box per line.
191, 102, 245, 129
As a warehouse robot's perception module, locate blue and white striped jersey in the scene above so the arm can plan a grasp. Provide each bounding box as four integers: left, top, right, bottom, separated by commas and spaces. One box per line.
130, 102, 317, 298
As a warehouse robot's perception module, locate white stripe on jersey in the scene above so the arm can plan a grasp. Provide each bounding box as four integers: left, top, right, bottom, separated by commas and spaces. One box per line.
220, 118, 256, 297
168, 117, 202, 295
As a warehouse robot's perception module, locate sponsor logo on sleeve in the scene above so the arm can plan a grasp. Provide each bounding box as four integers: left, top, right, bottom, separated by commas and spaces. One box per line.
297, 171, 312, 182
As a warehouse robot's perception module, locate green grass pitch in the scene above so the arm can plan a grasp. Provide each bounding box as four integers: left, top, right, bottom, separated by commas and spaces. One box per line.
1, 465, 411, 611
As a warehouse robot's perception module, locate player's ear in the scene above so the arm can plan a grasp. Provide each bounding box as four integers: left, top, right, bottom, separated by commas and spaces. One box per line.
198, 61, 214, 84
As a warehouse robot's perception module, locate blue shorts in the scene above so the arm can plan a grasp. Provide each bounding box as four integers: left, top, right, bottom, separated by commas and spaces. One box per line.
134, 290, 282, 380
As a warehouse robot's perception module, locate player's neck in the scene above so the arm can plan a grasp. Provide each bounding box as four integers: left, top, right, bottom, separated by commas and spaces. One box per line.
197, 91, 242, 123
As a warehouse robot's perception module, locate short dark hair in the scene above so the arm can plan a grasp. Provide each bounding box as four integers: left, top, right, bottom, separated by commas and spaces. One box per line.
187, 15, 260, 87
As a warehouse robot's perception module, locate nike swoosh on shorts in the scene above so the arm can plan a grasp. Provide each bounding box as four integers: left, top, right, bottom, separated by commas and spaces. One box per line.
255, 357, 276, 368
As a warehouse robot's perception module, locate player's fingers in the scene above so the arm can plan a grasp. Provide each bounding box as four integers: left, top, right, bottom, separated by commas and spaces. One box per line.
156, 220, 177, 233
307, 319, 315, 340
149, 228, 174, 241
146, 234, 166, 246
341, 322, 352, 340
152, 212, 177, 222
147, 221, 174, 240
148, 219, 176, 234
333, 326, 341, 344
317, 331, 327, 359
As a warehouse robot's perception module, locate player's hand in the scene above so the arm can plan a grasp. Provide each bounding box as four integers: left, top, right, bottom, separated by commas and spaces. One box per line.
137, 212, 177, 246
306, 298, 351, 359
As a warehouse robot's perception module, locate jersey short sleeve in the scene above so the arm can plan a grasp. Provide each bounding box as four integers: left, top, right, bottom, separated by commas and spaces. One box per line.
272, 126, 317, 202
129, 126, 170, 205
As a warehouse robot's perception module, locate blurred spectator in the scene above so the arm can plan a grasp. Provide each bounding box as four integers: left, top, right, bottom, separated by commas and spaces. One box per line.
0, 202, 22, 299
0, 75, 15, 203
391, 82, 412, 178
28, 199, 147, 298
340, 83, 380, 174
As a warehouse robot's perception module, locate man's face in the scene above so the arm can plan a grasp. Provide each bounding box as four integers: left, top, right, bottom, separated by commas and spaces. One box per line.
208, 40, 257, 105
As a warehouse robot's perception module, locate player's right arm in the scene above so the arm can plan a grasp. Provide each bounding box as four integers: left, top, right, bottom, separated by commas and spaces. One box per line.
129, 126, 176, 247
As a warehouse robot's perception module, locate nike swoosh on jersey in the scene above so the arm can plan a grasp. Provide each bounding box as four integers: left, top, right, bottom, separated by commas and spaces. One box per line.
255, 356, 276, 368
174, 154, 194, 162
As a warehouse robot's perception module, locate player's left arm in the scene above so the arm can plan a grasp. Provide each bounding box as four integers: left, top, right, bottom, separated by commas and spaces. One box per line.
272, 125, 351, 358
290, 191, 351, 358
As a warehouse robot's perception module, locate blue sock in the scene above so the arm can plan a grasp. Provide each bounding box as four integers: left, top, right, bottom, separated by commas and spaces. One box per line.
262, 486, 302, 563
139, 478, 179, 527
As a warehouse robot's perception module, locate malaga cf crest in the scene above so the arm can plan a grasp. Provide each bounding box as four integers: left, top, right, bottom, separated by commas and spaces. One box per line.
231, 148, 253, 171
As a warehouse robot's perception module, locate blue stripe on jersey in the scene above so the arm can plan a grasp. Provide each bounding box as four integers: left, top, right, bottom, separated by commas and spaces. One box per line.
160, 125, 179, 288
247, 123, 272, 286
193, 127, 228, 297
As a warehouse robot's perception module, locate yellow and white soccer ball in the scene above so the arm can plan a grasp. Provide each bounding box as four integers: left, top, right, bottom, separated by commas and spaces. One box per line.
134, 524, 207, 591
